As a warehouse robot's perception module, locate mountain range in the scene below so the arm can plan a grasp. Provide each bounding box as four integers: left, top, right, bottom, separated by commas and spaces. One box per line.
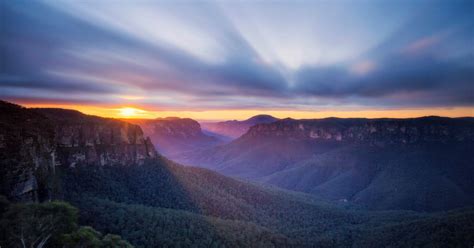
1, 100, 473, 247
176, 117, 474, 212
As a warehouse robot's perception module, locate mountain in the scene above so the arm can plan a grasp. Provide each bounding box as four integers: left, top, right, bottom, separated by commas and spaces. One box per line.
126, 117, 222, 158
1, 100, 473, 247
0, 101, 157, 202
176, 117, 474, 211
201, 114, 278, 139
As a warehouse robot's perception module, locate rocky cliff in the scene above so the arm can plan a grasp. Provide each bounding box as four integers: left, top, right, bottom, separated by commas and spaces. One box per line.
243, 117, 474, 145
174, 116, 474, 211
127, 117, 222, 157
0, 101, 157, 202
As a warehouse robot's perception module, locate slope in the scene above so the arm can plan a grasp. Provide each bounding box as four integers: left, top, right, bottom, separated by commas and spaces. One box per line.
126, 117, 223, 158
200, 114, 278, 139
176, 117, 474, 211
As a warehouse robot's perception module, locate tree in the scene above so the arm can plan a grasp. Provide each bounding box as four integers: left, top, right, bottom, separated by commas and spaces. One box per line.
101, 234, 133, 248
61, 226, 103, 248
0, 195, 10, 214
0, 201, 77, 248
0, 200, 134, 248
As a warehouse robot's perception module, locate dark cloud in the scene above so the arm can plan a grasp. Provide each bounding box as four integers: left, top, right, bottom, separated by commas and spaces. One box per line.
0, 0, 473, 110
292, 1, 474, 107
294, 54, 474, 106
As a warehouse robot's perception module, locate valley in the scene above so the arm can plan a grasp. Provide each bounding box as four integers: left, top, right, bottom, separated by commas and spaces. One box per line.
200, 115, 279, 139
1, 100, 473, 247
126, 117, 223, 159
178, 117, 474, 212
3, 1, 473, 246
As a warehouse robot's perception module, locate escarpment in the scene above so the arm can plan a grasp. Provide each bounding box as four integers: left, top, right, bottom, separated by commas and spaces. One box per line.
127, 117, 222, 157
242, 117, 474, 145
0, 101, 158, 202
174, 116, 474, 212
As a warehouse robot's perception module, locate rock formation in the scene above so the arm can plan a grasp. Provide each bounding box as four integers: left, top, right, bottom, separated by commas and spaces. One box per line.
127, 117, 222, 157
0, 101, 157, 202
174, 116, 474, 211
242, 117, 474, 144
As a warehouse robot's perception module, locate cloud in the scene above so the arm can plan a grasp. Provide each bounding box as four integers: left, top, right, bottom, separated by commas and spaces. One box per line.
0, 0, 473, 111
294, 52, 473, 101
291, 1, 474, 107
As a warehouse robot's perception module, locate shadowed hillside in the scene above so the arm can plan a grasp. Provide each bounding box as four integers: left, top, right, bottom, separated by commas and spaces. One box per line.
177, 117, 474, 211
126, 117, 223, 158
201, 115, 279, 139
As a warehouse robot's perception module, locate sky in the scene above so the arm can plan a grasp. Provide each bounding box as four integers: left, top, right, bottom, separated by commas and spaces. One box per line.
1, 0, 473, 120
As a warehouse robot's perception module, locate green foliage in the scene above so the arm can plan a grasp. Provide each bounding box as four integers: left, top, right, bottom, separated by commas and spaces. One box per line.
264, 143, 474, 212
60, 161, 364, 234
75, 197, 291, 248
62, 226, 133, 248
58, 160, 474, 247
352, 209, 474, 248
101, 234, 134, 248
0, 201, 77, 248
61, 226, 103, 248
0, 199, 133, 248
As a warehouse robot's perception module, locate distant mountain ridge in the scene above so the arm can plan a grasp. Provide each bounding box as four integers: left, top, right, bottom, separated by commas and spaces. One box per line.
243, 116, 474, 143
126, 117, 223, 157
201, 114, 279, 139
176, 116, 474, 211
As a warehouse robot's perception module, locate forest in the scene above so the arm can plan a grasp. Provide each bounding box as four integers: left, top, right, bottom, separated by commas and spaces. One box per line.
4, 159, 465, 247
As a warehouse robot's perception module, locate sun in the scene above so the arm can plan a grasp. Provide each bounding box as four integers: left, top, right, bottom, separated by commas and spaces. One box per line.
119, 107, 144, 118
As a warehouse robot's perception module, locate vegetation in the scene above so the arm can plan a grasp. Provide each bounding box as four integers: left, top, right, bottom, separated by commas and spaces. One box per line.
264, 143, 474, 211
76, 197, 291, 247
2, 148, 473, 247
348, 208, 474, 247
0, 196, 132, 248
58, 160, 474, 247
2, 101, 474, 247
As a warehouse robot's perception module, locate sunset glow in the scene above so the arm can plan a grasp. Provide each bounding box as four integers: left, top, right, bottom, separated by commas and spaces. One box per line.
119, 107, 145, 118
2, 1, 474, 247
2, 0, 473, 120
19, 102, 474, 121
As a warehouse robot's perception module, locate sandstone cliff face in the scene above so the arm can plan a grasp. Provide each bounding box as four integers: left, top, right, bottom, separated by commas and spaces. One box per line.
0, 101, 157, 202
177, 116, 474, 179
175, 116, 474, 211
127, 117, 221, 157
37, 108, 158, 167
243, 117, 474, 145
130, 117, 206, 140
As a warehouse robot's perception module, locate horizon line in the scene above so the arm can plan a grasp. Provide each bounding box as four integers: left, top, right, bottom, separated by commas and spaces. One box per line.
4, 100, 473, 123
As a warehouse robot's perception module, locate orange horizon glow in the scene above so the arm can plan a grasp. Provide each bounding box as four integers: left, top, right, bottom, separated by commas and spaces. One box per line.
18, 102, 474, 122
118, 107, 150, 118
